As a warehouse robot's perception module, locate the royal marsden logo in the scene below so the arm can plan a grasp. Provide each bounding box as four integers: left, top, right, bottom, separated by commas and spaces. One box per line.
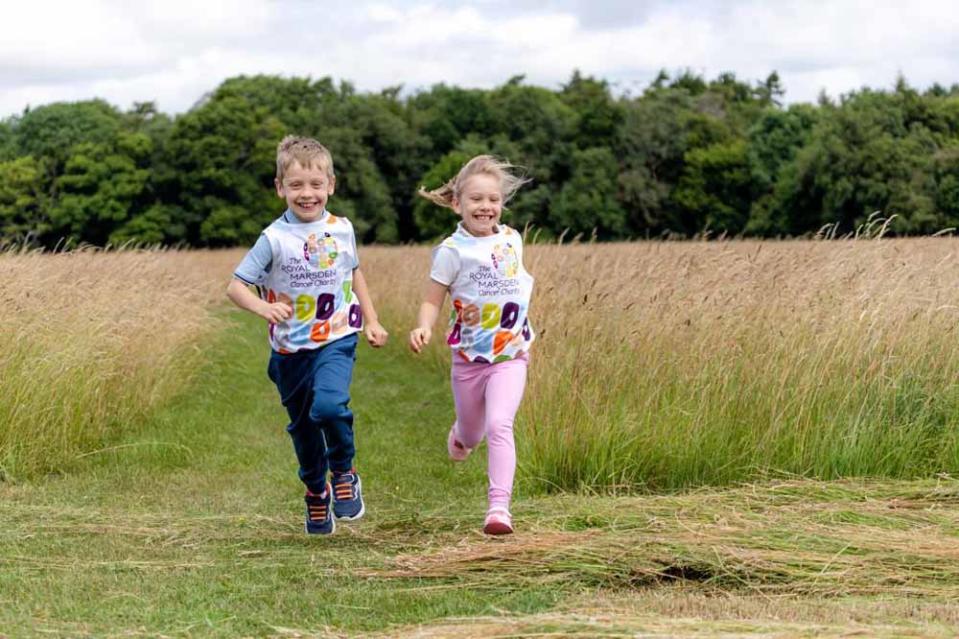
490, 243, 519, 278
303, 232, 338, 269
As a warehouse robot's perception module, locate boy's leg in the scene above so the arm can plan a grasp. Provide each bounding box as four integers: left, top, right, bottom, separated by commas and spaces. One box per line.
309, 333, 358, 474
483, 357, 528, 509
268, 351, 330, 495
450, 359, 489, 449
308, 334, 365, 521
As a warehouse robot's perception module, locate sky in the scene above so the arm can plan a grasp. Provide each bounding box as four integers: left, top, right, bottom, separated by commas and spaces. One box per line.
2, 0, 958, 119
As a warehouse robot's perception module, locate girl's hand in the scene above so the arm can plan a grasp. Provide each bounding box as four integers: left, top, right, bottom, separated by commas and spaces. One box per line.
259, 301, 293, 324
364, 320, 389, 348
409, 326, 431, 354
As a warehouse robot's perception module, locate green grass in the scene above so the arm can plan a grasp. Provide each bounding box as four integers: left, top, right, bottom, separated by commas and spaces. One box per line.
3, 310, 959, 637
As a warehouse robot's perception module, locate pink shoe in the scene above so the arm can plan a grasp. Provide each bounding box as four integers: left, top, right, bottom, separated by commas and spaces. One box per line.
447, 426, 472, 461
483, 507, 513, 535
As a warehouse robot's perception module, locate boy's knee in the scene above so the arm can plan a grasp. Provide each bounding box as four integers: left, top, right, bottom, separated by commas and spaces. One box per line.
309, 394, 348, 422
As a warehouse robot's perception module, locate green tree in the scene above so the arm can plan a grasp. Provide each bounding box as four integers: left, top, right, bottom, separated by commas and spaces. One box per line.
745, 104, 819, 234
551, 147, 626, 238
768, 85, 949, 235
48, 133, 153, 245
13, 100, 123, 171
408, 84, 493, 155
673, 140, 753, 234
0, 156, 45, 243
561, 71, 624, 149
161, 92, 285, 246
0, 120, 15, 162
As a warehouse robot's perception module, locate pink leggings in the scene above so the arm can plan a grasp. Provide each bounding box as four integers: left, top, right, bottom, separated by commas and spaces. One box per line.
451, 355, 529, 509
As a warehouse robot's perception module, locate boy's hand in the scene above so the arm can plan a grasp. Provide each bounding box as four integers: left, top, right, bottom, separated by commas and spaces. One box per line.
364, 320, 389, 348
258, 301, 293, 324
409, 326, 431, 354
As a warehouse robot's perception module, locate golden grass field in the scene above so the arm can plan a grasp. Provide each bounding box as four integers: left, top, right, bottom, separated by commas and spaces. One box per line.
5, 237, 959, 485
0, 248, 231, 477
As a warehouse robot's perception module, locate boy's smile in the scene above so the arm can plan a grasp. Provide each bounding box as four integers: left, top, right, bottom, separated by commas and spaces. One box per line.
275, 160, 336, 223
453, 173, 503, 237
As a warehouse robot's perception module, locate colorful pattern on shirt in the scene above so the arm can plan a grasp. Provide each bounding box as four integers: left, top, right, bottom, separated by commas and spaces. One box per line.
435, 224, 535, 363
259, 213, 362, 353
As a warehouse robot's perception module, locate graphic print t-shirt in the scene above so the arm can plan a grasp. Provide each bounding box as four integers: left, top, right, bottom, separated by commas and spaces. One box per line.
430, 223, 535, 363
247, 211, 362, 354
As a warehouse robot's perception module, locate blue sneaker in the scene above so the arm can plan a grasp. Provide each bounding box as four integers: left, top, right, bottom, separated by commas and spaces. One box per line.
304, 484, 335, 535
332, 470, 365, 521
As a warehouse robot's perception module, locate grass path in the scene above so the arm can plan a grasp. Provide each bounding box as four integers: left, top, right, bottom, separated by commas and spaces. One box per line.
3, 312, 959, 637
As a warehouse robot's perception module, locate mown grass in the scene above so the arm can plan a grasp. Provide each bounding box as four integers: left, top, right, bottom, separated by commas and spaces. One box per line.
0, 310, 567, 637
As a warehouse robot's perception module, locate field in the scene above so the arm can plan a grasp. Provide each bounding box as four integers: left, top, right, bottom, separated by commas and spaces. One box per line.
2, 238, 959, 637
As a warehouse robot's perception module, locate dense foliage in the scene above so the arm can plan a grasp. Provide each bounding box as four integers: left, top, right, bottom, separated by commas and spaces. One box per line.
2, 71, 959, 247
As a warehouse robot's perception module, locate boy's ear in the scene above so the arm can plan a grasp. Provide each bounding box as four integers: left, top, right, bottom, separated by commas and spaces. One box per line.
328, 175, 336, 196
274, 178, 284, 198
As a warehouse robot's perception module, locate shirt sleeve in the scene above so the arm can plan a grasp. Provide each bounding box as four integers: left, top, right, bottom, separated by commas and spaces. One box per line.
429, 245, 460, 286
350, 226, 360, 270
233, 234, 273, 285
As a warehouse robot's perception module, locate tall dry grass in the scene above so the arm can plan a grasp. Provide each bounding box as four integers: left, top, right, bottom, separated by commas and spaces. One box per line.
363, 237, 959, 493
0, 247, 238, 479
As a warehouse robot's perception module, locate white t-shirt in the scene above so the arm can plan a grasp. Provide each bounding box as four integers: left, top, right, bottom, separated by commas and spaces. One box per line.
247, 211, 362, 353
430, 223, 535, 363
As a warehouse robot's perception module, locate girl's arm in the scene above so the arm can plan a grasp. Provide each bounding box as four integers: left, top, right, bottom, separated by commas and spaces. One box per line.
227, 278, 292, 323
352, 267, 389, 347
409, 280, 449, 354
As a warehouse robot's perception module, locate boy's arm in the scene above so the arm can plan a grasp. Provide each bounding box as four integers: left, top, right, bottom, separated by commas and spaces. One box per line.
352, 267, 389, 347
226, 278, 292, 323
409, 280, 448, 354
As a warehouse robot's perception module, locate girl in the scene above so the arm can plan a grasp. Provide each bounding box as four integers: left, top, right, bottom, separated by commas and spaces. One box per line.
409, 155, 535, 535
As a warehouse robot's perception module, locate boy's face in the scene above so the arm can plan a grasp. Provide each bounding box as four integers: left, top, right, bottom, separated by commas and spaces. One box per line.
275, 160, 336, 223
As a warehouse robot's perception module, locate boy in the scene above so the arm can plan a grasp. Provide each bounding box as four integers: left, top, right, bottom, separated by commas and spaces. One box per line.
227, 135, 388, 535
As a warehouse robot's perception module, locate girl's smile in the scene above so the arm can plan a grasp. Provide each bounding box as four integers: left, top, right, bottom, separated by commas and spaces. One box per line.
453, 174, 503, 237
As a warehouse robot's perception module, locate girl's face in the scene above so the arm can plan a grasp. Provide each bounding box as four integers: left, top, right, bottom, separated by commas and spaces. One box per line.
453, 173, 503, 237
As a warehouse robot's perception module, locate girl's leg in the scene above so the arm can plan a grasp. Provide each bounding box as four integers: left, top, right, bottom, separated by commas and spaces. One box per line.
450, 360, 488, 449
483, 357, 528, 509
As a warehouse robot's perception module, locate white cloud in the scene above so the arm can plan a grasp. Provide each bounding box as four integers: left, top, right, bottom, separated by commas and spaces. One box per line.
1, 0, 958, 119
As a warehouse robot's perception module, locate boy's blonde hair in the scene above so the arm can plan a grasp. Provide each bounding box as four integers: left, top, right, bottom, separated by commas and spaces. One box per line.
418, 155, 529, 210
276, 135, 335, 181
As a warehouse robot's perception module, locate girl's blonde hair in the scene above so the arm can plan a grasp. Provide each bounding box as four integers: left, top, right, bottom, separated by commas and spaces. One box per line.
418, 155, 529, 210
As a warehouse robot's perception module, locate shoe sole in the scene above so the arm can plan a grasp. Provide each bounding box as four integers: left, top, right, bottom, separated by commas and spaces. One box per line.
448, 429, 472, 462
305, 517, 336, 535
483, 521, 514, 535
333, 476, 365, 521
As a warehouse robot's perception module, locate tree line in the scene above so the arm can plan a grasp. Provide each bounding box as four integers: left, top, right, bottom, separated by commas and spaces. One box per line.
2, 71, 959, 248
